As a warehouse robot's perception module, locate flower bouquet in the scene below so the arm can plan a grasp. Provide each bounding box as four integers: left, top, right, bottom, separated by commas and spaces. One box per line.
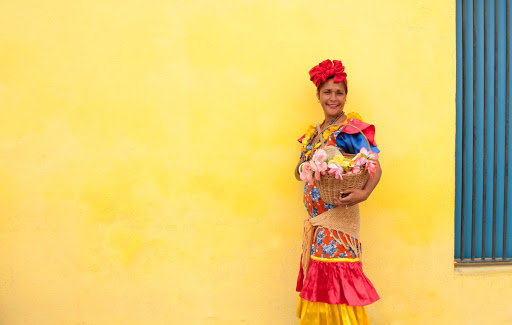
299, 146, 379, 205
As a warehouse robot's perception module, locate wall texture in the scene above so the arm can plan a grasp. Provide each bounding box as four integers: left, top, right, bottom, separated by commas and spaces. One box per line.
1, 0, 512, 324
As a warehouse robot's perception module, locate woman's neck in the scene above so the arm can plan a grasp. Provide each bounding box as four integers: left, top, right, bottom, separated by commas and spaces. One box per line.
322, 112, 346, 129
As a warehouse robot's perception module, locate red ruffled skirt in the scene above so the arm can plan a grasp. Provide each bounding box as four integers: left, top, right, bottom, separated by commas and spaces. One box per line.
296, 227, 379, 324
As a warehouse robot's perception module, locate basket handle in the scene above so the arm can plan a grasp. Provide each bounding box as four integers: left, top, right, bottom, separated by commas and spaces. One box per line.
316, 122, 371, 151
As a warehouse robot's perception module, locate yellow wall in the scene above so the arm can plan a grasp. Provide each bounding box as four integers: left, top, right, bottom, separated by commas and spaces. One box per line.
2, 0, 512, 324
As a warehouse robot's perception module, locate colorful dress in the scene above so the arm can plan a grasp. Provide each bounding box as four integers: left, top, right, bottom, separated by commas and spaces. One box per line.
296, 114, 380, 325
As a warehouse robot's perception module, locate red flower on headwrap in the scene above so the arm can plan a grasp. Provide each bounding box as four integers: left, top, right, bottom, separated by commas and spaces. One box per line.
309, 59, 348, 89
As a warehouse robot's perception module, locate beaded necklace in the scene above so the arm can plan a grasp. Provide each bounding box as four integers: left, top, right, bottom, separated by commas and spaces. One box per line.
301, 112, 344, 159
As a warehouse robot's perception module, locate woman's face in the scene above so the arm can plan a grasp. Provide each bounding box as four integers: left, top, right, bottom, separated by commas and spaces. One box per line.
316, 78, 347, 120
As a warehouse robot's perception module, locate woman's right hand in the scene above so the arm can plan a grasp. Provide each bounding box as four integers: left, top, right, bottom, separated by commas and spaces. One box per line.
333, 188, 369, 207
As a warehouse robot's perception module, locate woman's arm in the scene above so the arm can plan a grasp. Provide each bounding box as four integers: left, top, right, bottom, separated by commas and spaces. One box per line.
333, 160, 382, 206
295, 132, 323, 181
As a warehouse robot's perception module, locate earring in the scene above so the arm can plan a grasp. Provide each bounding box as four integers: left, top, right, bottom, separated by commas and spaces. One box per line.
317, 100, 320, 103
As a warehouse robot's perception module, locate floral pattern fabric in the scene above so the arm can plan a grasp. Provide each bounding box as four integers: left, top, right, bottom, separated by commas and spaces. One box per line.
304, 182, 360, 259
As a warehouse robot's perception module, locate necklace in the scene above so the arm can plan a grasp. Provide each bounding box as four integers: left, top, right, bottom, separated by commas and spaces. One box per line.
321, 112, 344, 131
301, 111, 345, 159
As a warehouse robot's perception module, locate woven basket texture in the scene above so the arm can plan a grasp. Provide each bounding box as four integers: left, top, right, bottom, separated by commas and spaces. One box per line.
316, 145, 369, 205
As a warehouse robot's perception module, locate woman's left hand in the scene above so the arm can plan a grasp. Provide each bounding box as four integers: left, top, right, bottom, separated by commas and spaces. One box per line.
333, 188, 369, 207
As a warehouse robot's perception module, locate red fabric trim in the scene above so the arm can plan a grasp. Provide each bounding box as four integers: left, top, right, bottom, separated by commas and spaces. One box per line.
297, 259, 380, 306
298, 134, 305, 144
341, 119, 377, 147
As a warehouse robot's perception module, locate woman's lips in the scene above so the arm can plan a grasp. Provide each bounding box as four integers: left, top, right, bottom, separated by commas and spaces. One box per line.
328, 104, 338, 108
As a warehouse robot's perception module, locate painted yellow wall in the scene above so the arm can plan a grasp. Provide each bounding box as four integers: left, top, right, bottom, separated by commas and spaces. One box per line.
2, 0, 512, 324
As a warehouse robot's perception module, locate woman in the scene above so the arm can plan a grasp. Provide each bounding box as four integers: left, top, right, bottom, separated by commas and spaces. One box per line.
295, 59, 382, 324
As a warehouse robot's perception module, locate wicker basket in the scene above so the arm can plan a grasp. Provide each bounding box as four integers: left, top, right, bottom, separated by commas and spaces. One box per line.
313, 123, 372, 205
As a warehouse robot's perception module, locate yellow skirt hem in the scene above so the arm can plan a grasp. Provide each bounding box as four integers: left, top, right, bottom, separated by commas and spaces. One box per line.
296, 297, 369, 325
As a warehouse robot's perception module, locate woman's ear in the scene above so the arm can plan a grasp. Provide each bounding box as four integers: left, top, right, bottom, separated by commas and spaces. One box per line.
316, 91, 320, 101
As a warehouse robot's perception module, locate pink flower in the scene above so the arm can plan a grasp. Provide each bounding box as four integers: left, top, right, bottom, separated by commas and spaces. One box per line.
314, 170, 322, 181
368, 151, 379, 160
352, 166, 361, 174
309, 161, 319, 172
315, 161, 328, 173
300, 163, 314, 183
300, 149, 332, 183
354, 156, 367, 167
360, 147, 379, 161
327, 163, 338, 170
366, 161, 379, 178
313, 148, 327, 162
328, 164, 343, 180
311, 149, 328, 173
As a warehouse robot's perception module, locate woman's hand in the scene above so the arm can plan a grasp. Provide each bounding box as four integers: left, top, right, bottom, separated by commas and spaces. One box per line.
333, 188, 369, 207
334, 160, 382, 206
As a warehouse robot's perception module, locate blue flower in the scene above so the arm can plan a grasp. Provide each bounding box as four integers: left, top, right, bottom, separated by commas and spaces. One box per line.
315, 229, 327, 246
324, 202, 335, 210
310, 187, 321, 202
322, 240, 338, 258
311, 244, 315, 255
311, 206, 318, 218
337, 252, 347, 258
348, 246, 355, 258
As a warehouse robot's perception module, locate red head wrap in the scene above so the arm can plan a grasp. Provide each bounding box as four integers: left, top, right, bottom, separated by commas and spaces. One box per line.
309, 59, 348, 90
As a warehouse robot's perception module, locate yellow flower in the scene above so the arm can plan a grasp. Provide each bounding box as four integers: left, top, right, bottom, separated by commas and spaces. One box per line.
301, 124, 317, 146
346, 112, 363, 122
329, 155, 345, 165
340, 160, 352, 168
322, 124, 343, 142
305, 124, 316, 136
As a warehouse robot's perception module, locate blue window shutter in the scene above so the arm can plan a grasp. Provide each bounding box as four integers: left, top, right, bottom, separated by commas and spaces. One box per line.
456, 0, 512, 262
